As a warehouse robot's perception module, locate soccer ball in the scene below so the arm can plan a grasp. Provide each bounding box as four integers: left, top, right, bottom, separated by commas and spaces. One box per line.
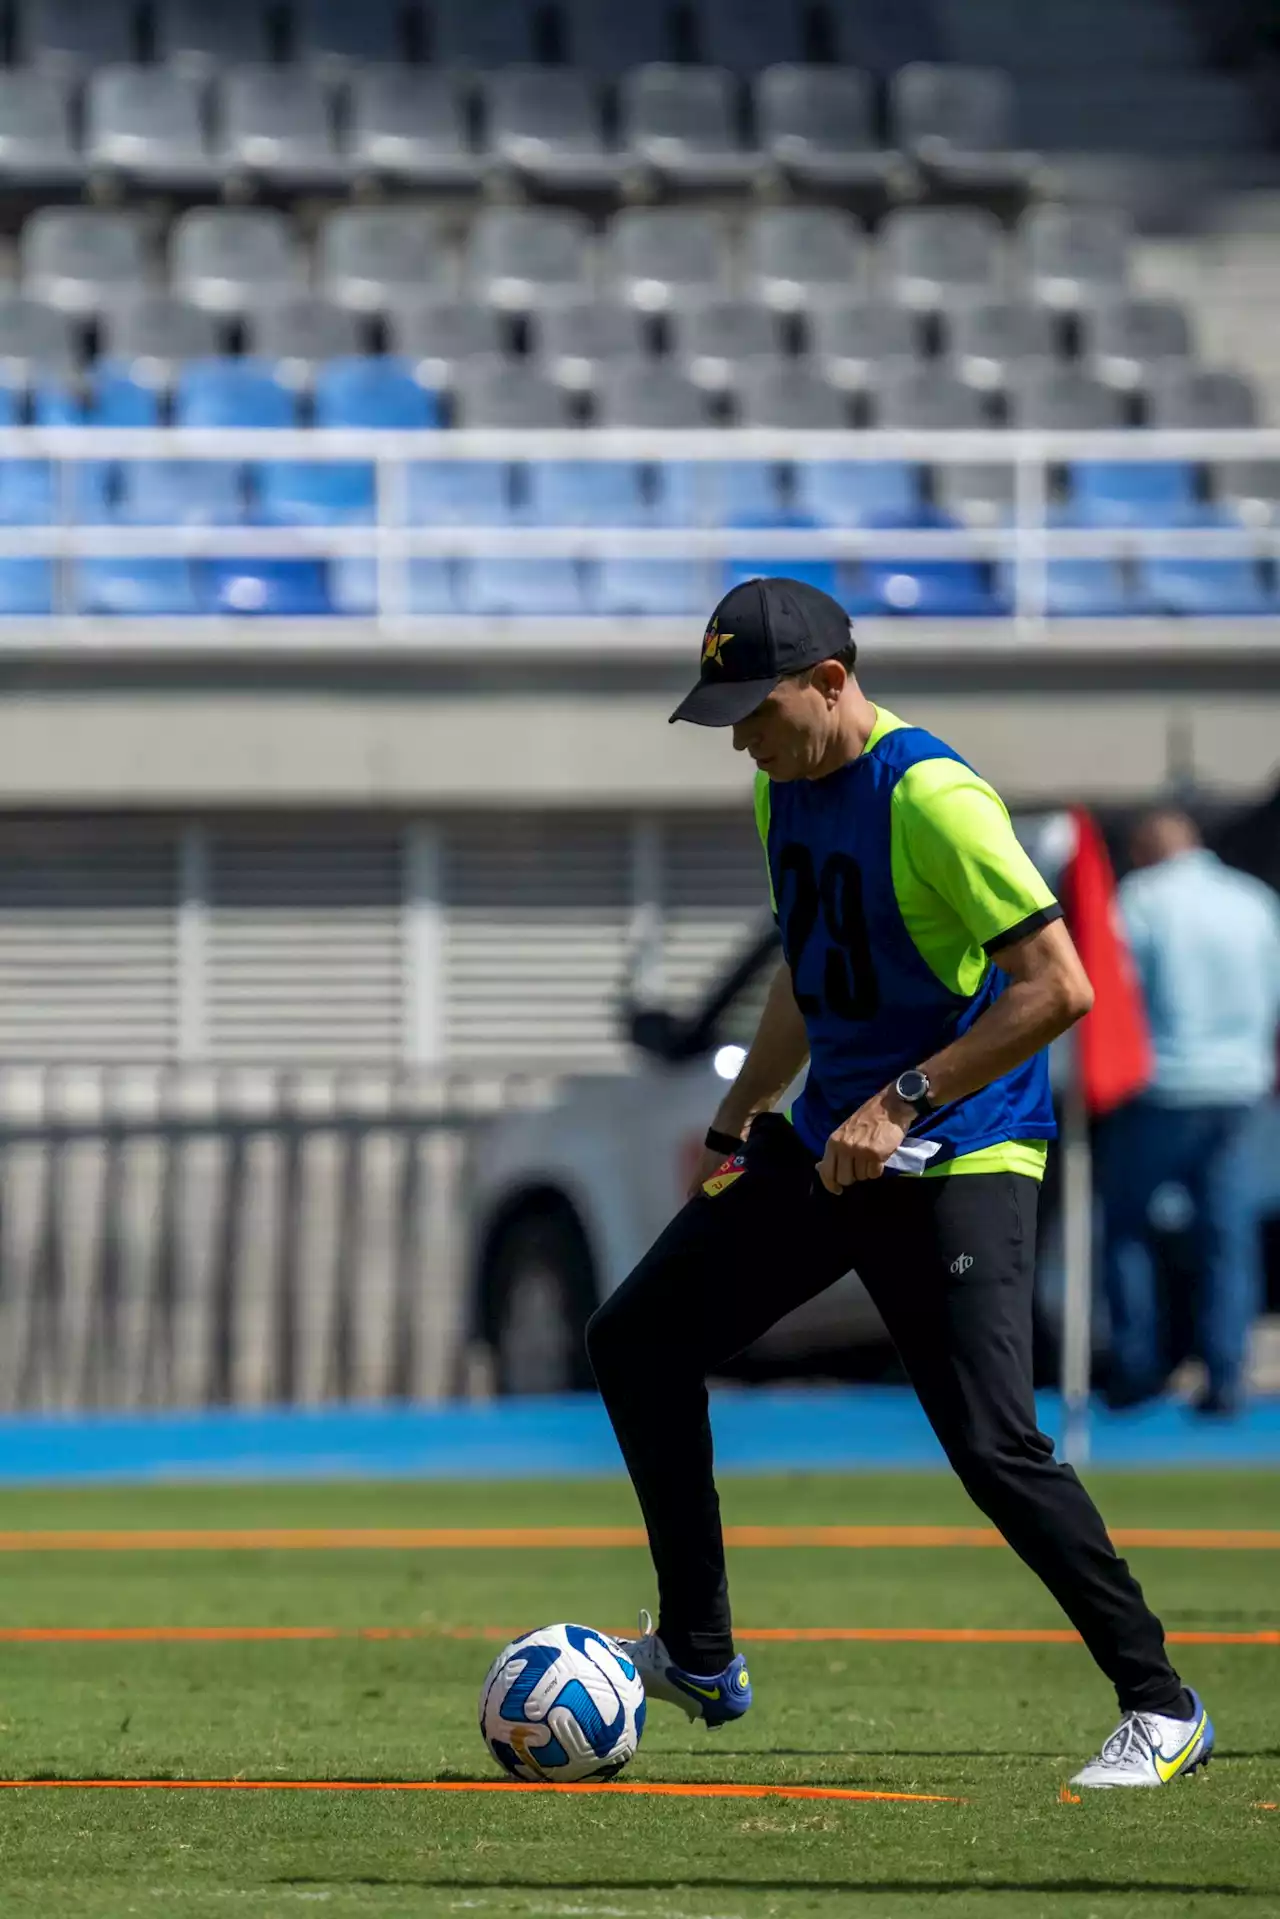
479, 1622, 647, 1783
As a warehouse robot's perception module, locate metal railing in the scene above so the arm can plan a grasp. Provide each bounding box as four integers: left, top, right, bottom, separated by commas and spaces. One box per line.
0, 425, 1277, 633
0, 1065, 549, 1413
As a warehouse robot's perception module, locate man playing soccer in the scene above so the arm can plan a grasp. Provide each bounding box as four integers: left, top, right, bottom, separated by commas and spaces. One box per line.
587, 578, 1213, 1790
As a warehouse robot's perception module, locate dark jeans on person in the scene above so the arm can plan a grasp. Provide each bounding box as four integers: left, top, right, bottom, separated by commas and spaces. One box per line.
1098, 1097, 1262, 1406
586, 1111, 1184, 1716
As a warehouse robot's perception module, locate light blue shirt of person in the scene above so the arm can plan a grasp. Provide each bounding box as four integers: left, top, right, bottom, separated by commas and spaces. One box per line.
1119, 836, 1280, 1108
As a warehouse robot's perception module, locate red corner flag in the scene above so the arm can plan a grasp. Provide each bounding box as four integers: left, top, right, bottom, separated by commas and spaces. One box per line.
1058, 807, 1152, 1118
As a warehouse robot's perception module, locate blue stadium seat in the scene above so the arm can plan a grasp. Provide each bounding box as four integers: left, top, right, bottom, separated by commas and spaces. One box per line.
858, 508, 1001, 615
255, 358, 438, 527
314, 356, 440, 429
655, 462, 785, 525
0, 560, 54, 613
197, 560, 332, 616
328, 558, 457, 616
406, 560, 457, 615
1068, 461, 1197, 526
31, 364, 163, 522
457, 559, 587, 616
794, 460, 922, 526
1136, 556, 1271, 616
255, 461, 374, 526
524, 461, 647, 525
116, 460, 244, 525
997, 560, 1134, 617
175, 358, 298, 428
592, 560, 711, 615
75, 559, 201, 615
0, 458, 55, 525
406, 462, 513, 524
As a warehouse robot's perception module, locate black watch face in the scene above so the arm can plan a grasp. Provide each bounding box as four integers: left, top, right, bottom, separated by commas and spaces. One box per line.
898, 1072, 928, 1105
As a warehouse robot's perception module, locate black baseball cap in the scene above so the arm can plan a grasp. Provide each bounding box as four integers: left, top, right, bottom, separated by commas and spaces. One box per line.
669, 577, 855, 728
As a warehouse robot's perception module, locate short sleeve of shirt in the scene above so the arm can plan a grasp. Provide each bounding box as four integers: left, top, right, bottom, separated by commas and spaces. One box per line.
893, 758, 1061, 954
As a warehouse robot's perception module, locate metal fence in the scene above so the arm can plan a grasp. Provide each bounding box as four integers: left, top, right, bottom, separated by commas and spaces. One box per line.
0, 1065, 547, 1413
0, 424, 1278, 633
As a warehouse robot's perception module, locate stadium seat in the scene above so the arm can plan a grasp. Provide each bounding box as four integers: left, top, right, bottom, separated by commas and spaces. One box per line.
467, 208, 592, 312
1082, 300, 1192, 391
857, 506, 1002, 616
319, 208, 453, 314
22, 209, 151, 314
1069, 465, 1199, 527
86, 66, 214, 185
794, 461, 922, 526
743, 208, 869, 312
115, 461, 245, 526
561, 0, 672, 70
171, 209, 304, 314
482, 68, 619, 191
102, 295, 223, 366
725, 550, 841, 601
890, 64, 1035, 191
347, 69, 477, 187
176, 359, 297, 429
1007, 560, 1135, 618
530, 302, 648, 392
294, 0, 404, 67
457, 559, 587, 616
698, 0, 805, 69
591, 560, 711, 616
1019, 205, 1130, 310
672, 303, 781, 391
1147, 366, 1258, 429
1137, 518, 1272, 614
809, 304, 923, 392
934, 463, 1016, 528
198, 560, 333, 616
755, 66, 898, 192
75, 560, 202, 615
0, 458, 55, 526
406, 462, 514, 525
605, 210, 732, 312
257, 357, 437, 528
620, 65, 755, 188
154, 0, 269, 68
218, 66, 345, 185
0, 72, 81, 187
34, 363, 161, 522
246, 299, 367, 370
0, 560, 54, 614
453, 360, 572, 428
432, 0, 537, 66
1008, 366, 1125, 429
386, 300, 504, 389
655, 462, 787, 526
0, 297, 77, 379
872, 365, 988, 430
524, 462, 648, 526
946, 301, 1059, 391
17, 0, 135, 68
735, 358, 847, 428
330, 558, 459, 618
315, 357, 439, 430
880, 207, 1005, 310
595, 360, 710, 430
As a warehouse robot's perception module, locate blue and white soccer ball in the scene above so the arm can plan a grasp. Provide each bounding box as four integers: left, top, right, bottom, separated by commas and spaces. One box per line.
479, 1622, 647, 1783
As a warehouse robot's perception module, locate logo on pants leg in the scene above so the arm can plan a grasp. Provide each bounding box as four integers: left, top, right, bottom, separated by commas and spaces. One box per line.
950, 1252, 974, 1275
702, 1154, 746, 1198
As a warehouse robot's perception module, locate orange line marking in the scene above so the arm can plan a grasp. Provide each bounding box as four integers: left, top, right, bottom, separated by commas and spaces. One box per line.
0, 1778, 957, 1802
0, 1625, 1273, 1646
0, 1524, 1274, 1553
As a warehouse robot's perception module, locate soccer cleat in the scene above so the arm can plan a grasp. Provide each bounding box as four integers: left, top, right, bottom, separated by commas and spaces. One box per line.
1070, 1692, 1214, 1789
614, 1610, 753, 1729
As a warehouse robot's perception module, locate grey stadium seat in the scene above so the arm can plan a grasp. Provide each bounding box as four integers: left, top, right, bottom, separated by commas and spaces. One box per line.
946, 301, 1059, 390
810, 304, 924, 391
16, 0, 135, 68
880, 207, 1004, 310
1019, 206, 1130, 310
245, 298, 368, 368
22, 209, 152, 313
871, 366, 988, 429
744, 208, 868, 312
347, 69, 477, 188
218, 67, 344, 185
386, 301, 505, 388
606, 209, 731, 312
1006, 366, 1126, 429
85, 68, 215, 185
697, 0, 805, 71
482, 68, 619, 191
736, 358, 846, 428
319, 208, 454, 313
755, 66, 898, 192
531, 301, 649, 391
452, 360, 572, 428
0, 297, 78, 377
561, 0, 672, 72
294, 0, 404, 67
431, 0, 536, 67
672, 302, 780, 390
171, 209, 305, 314
596, 361, 710, 428
467, 208, 592, 311
101, 294, 223, 364
620, 65, 755, 188
0, 72, 80, 186
890, 64, 1036, 192
154, 0, 270, 68
1082, 300, 1192, 391
1146, 366, 1257, 429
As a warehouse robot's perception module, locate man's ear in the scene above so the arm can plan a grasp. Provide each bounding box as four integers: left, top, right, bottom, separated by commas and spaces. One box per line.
813, 659, 847, 704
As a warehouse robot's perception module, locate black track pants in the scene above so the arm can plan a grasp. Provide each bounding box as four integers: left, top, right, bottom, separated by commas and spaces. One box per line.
586, 1112, 1184, 1715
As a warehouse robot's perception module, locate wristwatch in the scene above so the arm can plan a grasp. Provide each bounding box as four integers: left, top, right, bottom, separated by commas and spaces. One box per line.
893, 1068, 934, 1121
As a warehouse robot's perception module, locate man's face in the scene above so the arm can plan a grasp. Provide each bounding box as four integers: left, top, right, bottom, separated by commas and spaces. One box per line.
730, 668, 839, 780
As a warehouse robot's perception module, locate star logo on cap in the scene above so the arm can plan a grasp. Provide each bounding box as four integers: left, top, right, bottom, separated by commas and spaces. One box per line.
701, 622, 732, 667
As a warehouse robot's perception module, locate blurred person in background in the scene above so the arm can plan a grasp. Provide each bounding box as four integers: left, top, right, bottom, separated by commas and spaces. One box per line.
1100, 809, 1280, 1416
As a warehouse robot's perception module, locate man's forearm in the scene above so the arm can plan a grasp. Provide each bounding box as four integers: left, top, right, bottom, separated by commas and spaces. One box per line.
713, 961, 809, 1137
914, 928, 1093, 1115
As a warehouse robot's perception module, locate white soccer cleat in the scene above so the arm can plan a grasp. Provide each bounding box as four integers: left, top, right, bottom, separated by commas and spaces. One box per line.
1070, 1693, 1214, 1789
614, 1611, 701, 1721
613, 1610, 754, 1728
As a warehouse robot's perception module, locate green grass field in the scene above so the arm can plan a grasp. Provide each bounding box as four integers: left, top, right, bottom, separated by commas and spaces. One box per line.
0, 1470, 1275, 1919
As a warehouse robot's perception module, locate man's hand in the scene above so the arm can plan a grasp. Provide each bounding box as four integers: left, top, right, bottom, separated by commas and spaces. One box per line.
816, 1087, 914, 1193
